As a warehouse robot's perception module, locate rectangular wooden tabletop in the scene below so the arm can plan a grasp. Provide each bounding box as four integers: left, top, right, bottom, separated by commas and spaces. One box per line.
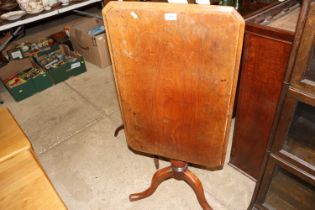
103, 2, 244, 168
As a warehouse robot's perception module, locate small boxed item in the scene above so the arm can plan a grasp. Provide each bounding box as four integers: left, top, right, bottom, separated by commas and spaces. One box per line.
69, 18, 111, 68
0, 58, 53, 101
35, 44, 86, 84
7, 48, 24, 60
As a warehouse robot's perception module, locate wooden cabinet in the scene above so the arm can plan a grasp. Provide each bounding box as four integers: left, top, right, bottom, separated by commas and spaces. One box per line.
250, 0, 315, 209
241, 0, 279, 16
230, 0, 301, 179
271, 91, 315, 172
253, 156, 315, 210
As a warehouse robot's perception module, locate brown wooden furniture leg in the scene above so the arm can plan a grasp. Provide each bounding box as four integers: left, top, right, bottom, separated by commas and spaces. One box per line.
114, 124, 124, 137
129, 166, 173, 201
114, 124, 160, 169
182, 169, 212, 210
129, 160, 213, 210
154, 156, 159, 169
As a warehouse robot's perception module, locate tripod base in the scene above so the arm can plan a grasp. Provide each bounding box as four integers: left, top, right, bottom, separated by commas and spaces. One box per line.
129, 160, 213, 210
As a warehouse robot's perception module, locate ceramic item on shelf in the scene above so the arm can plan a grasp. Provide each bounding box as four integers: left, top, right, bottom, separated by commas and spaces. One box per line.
1, 10, 26, 21
43, 0, 59, 10
48, 0, 59, 7
0, 1, 18, 11
42, 0, 51, 10
44, 5, 51, 10
17, 0, 44, 14
0, 10, 25, 21
59, 0, 69, 6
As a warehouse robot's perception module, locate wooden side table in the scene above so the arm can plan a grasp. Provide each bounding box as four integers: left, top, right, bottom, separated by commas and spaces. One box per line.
0, 107, 31, 163
0, 107, 67, 210
103, 3, 245, 209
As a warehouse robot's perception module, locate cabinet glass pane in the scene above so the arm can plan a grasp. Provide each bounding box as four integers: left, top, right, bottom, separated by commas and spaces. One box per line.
304, 37, 315, 82
263, 167, 315, 210
283, 101, 315, 165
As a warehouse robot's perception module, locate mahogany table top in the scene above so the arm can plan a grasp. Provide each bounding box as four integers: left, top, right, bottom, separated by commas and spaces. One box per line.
103, 2, 244, 168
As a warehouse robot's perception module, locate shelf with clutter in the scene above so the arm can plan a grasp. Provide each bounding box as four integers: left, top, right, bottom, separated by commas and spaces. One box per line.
0, 0, 102, 31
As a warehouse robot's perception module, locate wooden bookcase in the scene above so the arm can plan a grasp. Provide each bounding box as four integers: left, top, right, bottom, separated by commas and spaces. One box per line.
249, 0, 315, 209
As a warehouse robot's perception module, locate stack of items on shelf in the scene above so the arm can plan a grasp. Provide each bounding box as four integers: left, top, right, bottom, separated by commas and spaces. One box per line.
0, 0, 78, 21
0, 0, 19, 12
17, 0, 45, 15
0, 32, 87, 101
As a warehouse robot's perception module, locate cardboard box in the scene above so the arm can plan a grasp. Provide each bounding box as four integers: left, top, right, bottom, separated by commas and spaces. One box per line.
35, 45, 86, 84
0, 58, 53, 101
32, 71, 54, 92
6, 37, 56, 60
69, 18, 111, 68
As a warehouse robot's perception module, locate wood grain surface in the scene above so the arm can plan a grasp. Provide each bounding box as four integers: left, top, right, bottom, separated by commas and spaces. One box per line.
230, 32, 292, 179
103, 2, 244, 168
0, 107, 31, 163
0, 150, 66, 210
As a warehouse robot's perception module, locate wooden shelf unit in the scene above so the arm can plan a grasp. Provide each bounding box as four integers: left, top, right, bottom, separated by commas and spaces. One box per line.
250, 0, 315, 209
0, 0, 101, 32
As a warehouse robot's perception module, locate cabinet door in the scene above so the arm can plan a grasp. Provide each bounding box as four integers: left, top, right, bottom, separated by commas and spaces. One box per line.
291, 1, 315, 94
254, 156, 315, 210
230, 31, 291, 179
271, 89, 315, 175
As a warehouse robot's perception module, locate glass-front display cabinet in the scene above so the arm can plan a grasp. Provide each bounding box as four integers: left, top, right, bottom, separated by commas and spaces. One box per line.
290, 0, 315, 95
282, 100, 315, 165
256, 157, 315, 210
272, 91, 315, 173
249, 0, 315, 209
251, 90, 315, 210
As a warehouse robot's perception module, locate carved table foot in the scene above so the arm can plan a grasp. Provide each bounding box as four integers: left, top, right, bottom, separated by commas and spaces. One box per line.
129, 166, 173, 201
182, 169, 213, 210
114, 124, 124, 137
129, 160, 213, 210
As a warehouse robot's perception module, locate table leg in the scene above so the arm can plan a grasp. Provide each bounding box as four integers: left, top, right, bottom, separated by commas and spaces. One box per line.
129, 160, 213, 210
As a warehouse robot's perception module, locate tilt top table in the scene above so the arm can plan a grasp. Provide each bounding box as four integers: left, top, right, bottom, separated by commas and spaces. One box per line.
103, 2, 244, 209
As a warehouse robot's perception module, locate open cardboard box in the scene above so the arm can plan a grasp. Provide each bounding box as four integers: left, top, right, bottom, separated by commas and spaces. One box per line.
6, 37, 56, 60
69, 18, 111, 68
0, 58, 53, 101
35, 44, 86, 84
